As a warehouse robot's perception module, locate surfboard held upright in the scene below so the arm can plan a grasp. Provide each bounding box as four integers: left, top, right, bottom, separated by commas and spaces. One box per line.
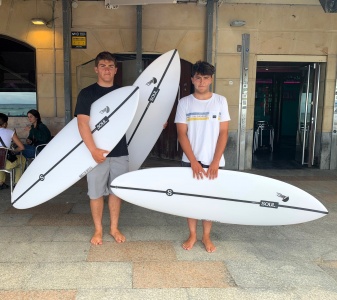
127, 49, 180, 171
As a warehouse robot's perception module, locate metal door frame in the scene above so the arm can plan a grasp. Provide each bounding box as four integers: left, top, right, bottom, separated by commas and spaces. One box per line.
297, 63, 321, 166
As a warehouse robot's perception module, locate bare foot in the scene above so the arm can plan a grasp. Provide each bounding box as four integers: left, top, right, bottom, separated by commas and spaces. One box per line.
91, 230, 103, 245
110, 229, 126, 243
182, 236, 197, 250
202, 237, 216, 253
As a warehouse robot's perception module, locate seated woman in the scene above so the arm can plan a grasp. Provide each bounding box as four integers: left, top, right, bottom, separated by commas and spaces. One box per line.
0, 113, 26, 189
22, 109, 51, 158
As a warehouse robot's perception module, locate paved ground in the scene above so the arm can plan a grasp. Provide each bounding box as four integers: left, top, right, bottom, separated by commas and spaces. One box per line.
1, 159, 337, 299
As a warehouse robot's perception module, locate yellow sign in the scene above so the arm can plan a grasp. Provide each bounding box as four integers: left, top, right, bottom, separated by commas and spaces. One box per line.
71, 32, 87, 49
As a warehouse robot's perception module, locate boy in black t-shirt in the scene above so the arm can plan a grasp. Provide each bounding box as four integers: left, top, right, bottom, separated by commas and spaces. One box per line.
74, 52, 127, 245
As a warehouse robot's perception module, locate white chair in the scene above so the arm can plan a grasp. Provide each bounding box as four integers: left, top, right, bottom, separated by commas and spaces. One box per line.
25, 140, 51, 168
34, 143, 48, 157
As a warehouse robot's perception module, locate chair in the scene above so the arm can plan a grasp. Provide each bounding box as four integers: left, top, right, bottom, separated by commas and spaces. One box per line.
0, 146, 17, 194
34, 143, 48, 157
25, 137, 53, 168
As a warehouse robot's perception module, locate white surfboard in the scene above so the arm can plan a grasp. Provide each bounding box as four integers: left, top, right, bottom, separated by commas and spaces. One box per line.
127, 49, 180, 171
111, 167, 328, 226
12, 86, 139, 209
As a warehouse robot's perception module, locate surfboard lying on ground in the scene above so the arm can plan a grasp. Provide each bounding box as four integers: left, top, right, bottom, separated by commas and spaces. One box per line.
12, 86, 139, 209
110, 167, 328, 226
127, 49, 180, 171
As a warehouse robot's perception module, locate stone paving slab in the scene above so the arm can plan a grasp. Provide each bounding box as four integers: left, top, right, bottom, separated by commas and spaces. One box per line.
87, 241, 176, 262
0, 214, 32, 226
163, 213, 189, 226
26, 262, 132, 289
0, 202, 11, 213
70, 202, 91, 214
188, 287, 337, 299
0, 263, 35, 289
251, 239, 337, 262
28, 213, 92, 226
317, 194, 337, 204
118, 210, 171, 227
211, 223, 288, 242
76, 288, 189, 300
0, 225, 59, 242
186, 288, 298, 300
133, 261, 236, 288
293, 288, 337, 300
4, 203, 74, 214
0, 242, 90, 263
0, 290, 76, 300
52, 226, 94, 242
277, 217, 337, 241
226, 260, 337, 289
75, 287, 337, 300
318, 260, 337, 282
124, 225, 187, 241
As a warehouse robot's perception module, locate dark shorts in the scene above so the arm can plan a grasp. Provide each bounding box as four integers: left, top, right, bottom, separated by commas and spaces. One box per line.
181, 161, 224, 169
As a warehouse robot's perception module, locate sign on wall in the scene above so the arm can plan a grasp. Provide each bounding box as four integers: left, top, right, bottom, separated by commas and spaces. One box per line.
71, 32, 87, 49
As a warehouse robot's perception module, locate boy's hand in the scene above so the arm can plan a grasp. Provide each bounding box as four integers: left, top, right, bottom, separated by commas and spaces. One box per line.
191, 161, 207, 180
207, 161, 219, 180
91, 148, 109, 163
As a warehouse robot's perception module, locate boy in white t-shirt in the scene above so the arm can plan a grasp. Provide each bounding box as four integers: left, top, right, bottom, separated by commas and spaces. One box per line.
174, 61, 230, 253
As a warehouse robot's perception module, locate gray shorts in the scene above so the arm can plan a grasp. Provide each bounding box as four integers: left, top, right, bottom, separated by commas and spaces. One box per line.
87, 156, 129, 199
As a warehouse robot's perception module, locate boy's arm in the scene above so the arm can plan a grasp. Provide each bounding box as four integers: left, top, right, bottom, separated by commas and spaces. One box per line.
77, 114, 109, 163
12, 132, 25, 152
176, 123, 207, 179
208, 120, 229, 179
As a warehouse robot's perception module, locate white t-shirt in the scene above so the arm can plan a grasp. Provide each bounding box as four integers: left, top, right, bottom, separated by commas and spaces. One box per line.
0, 128, 14, 148
174, 93, 230, 166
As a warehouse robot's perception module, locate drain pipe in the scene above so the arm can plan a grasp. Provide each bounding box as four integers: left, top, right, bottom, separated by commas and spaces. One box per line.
136, 5, 143, 75
62, 0, 72, 124
206, 0, 214, 65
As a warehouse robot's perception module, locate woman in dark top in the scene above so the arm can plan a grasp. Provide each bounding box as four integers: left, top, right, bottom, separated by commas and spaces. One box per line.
22, 109, 51, 158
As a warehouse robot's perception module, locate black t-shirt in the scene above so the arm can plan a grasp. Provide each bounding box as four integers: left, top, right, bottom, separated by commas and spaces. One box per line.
74, 83, 128, 157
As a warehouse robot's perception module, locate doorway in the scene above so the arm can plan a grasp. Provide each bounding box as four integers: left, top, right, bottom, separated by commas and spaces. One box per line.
253, 61, 325, 169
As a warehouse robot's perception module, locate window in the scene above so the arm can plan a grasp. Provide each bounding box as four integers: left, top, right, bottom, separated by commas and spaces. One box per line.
0, 35, 37, 116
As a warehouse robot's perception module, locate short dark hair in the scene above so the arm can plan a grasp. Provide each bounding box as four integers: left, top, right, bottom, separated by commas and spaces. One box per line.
27, 109, 42, 124
95, 51, 117, 67
191, 61, 215, 77
0, 113, 8, 127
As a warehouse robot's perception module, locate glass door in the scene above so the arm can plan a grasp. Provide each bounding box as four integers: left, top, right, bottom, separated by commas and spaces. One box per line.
295, 63, 320, 166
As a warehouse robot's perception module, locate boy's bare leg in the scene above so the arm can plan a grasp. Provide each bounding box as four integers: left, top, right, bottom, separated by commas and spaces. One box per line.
202, 220, 216, 253
90, 197, 104, 245
109, 194, 125, 243
182, 218, 198, 250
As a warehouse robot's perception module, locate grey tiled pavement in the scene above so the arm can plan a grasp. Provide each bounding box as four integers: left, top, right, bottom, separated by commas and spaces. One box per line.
1, 158, 337, 299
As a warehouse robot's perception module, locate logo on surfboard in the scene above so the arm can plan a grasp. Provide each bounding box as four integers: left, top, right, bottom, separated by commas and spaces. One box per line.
79, 167, 93, 179
276, 192, 289, 202
166, 189, 174, 196
260, 201, 279, 209
149, 87, 160, 103
146, 77, 157, 86
95, 116, 109, 131
99, 106, 110, 114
